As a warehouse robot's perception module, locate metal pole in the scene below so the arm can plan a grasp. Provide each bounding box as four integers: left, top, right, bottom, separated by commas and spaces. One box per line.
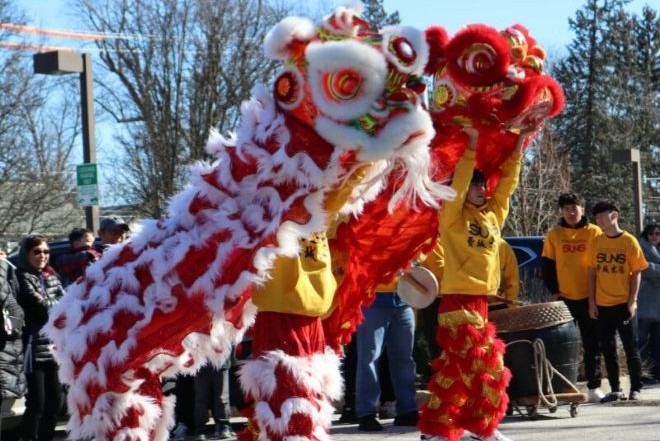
80, 53, 100, 233
612, 149, 644, 235
631, 151, 643, 235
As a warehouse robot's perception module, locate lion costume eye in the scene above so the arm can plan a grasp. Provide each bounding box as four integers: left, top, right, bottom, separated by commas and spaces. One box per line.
389, 37, 416, 67
380, 26, 428, 76
323, 69, 363, 102
273, 68, 304, 110
305, 40, 387, 121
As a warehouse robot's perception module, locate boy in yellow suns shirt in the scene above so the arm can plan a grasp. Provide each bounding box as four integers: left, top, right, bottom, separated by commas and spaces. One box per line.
588, 200, 648, 402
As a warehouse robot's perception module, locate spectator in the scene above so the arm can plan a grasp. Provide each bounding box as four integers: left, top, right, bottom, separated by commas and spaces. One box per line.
489, 239, 520, 311
588, 201, 648, 402
97, 216, 130, 252
636, 223, 660, 383
338, 336, 397, 425
169, 374, 195, 441
0, 256, 26, 427
15, 234, 66, 441
418, 127, 529, 441
337, 336, 359, 424
56, 227, 101, 287
541, 193, 604, 402
355, 279, 418, 432
193, 361, 234, 440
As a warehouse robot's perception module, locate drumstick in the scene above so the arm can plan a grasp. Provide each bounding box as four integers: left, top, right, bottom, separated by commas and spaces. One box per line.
492, 295, 523, 306
400, 271, 429, 295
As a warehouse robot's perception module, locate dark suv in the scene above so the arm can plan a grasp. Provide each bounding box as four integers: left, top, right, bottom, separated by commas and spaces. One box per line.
504, 235, 550, 303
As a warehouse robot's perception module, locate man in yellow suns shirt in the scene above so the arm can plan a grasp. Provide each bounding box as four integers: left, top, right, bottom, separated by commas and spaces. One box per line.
541, 193, 604, 402
588, 200, 648, 402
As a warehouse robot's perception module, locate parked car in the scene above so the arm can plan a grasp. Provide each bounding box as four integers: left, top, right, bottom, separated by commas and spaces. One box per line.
504, 235, 551, 303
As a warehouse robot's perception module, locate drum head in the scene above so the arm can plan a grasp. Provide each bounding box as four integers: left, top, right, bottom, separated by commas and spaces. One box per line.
396, 267, 438, 309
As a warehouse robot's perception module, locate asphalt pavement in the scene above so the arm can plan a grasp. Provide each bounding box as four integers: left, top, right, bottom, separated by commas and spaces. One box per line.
329, 378, 660, 441
52, 377, 660, 441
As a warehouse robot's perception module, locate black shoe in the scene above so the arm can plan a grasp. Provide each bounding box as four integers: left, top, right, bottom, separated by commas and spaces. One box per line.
337, 408, 358, 424
600, 390, 626, 403
393, 410, 419, 426
358, 415, 384, 432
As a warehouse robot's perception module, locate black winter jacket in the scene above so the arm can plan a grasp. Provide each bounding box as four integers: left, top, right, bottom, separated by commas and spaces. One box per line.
0, 260, 26, 400
16, 265, 65, 366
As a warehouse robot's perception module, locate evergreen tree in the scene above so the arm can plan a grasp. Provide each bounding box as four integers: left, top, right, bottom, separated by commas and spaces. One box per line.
553, 0, 659, 230
360, 0, 400, 31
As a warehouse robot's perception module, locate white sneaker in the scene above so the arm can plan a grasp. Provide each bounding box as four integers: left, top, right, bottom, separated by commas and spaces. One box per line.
470, 429, 513, 441
587, 387, 605, 403
420, 435, 449, 441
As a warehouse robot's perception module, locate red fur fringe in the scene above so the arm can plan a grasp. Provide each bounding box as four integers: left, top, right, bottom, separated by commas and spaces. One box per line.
420, 308, 511, 440
424, 26, 449, 75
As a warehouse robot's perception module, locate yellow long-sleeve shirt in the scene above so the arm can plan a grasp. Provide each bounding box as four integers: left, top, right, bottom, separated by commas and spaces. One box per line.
439, 149, 522, 295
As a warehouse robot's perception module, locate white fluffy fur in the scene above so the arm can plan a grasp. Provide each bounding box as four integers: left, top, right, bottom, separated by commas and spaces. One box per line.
264, 16, 316, 60
315, 110, 454, 210
45, 84, 345, 441
239, 349, 341, 440
306, 40, 387, 121
321, 4, 363, 38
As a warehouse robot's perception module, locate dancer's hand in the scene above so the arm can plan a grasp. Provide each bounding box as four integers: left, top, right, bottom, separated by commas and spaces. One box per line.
463, 126, 479, 151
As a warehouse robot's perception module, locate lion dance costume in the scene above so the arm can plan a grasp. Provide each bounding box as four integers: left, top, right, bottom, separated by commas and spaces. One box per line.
44, 6, 564, 441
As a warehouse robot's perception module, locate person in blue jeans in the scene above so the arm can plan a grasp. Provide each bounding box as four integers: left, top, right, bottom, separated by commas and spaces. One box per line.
355, 280, 418, 431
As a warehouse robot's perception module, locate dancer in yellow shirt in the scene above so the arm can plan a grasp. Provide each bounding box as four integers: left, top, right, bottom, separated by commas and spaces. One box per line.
419, 127, 528, 441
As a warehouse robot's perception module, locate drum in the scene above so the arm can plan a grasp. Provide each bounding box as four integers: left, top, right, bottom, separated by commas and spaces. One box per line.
489, 301, 579, 399
396, 267, 438, 309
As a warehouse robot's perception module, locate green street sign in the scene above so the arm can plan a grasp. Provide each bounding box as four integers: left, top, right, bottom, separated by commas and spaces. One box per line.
76, 163, 98, 186
76, 163, 99, 206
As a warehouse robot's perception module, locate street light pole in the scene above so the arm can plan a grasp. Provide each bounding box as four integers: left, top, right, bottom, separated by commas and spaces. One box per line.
33, 50, 100, 233
79, 53, 100, 233
613, 149, 643, 235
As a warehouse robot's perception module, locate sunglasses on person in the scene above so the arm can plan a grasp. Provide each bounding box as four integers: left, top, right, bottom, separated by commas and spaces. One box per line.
32, 248, 50, 256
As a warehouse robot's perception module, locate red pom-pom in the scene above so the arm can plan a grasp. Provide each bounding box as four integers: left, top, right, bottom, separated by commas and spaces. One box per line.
424, 26, 449, 75
445, 24, 511, 88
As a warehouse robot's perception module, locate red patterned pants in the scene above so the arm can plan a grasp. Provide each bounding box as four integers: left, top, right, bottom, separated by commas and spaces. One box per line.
418, 295, 511, 441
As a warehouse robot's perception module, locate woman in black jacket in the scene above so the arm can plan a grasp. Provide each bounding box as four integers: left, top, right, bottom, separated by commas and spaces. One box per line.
16, 235, 65, 441
0, 258, 26, 419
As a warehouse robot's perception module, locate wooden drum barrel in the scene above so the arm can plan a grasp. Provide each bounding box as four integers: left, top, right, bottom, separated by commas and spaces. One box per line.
489, 301, 579, 399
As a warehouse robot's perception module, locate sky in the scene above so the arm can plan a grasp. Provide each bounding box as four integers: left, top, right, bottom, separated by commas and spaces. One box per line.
383, 0, 651, 54
7, 0, 654, 204
14, 0, 653, 53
